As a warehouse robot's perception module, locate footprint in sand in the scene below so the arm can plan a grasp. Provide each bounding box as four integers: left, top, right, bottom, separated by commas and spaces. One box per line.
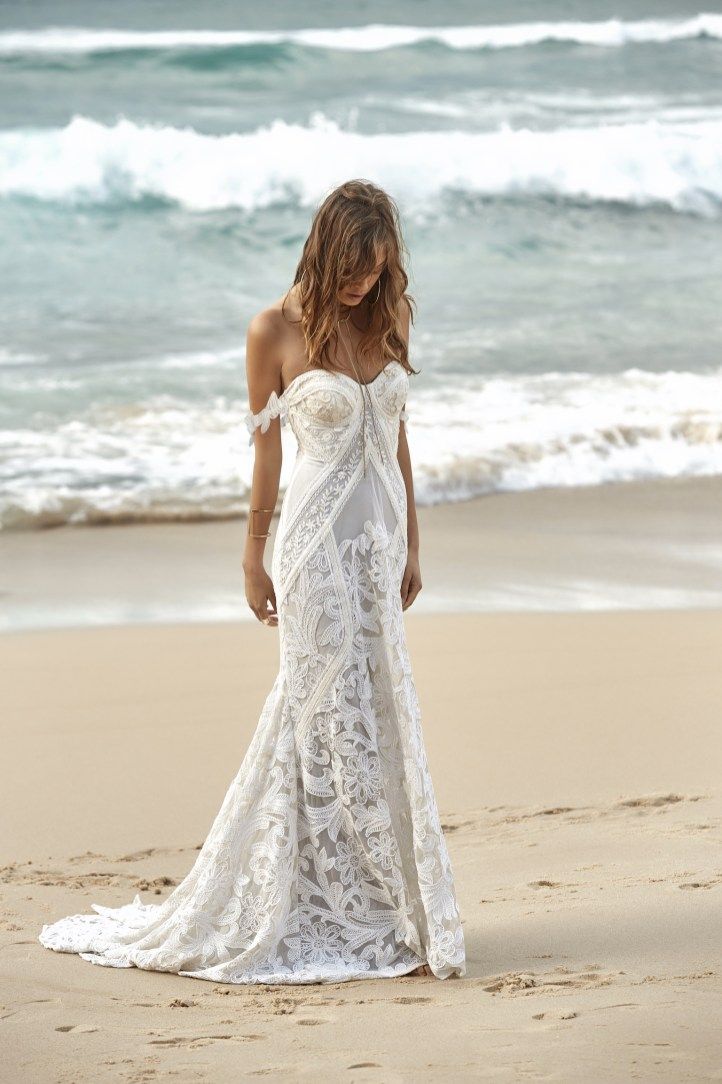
269, 995, 297, 1015
483, 973, 537, 993
134, 876, 177, 893
616, 793, 705, 811
481, 967, 614, 995
148, 1033, 264, 1047
55, 1024, 99, 1033
440, 820, 473, 833
116, 848, 158, 862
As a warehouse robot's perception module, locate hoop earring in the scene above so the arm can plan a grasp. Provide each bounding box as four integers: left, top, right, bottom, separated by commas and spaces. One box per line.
371, 278, 381, 304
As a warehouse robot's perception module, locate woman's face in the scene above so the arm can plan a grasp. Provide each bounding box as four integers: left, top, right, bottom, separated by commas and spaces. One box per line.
338, 253, 386, 307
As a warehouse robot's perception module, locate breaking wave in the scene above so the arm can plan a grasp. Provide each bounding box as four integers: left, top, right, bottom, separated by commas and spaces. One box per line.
1, 16, 721, 56
1, 113, 721, 216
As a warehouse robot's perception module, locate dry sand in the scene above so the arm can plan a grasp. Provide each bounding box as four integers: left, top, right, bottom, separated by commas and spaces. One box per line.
2, 609, 721, 1082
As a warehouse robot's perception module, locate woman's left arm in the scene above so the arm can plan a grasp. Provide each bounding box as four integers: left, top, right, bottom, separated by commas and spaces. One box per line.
397, 417, 422, 611
397, 298, 422, 611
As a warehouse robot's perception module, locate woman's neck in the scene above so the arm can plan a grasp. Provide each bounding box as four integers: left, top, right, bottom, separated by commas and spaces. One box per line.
339, 299, 372, 329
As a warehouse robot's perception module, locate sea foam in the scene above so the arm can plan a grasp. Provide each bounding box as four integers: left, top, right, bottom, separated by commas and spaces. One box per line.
1, 113, 721, 216
2, 366, 721, 530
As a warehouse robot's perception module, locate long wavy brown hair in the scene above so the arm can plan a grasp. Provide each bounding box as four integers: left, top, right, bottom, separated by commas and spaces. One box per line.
284, 180, 417, 374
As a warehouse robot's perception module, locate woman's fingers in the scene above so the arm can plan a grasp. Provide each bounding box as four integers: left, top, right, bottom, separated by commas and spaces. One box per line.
265, 582, 278, 625
403, 573, 422, 611
246, 569, 278, 626
249, 594, 278, 626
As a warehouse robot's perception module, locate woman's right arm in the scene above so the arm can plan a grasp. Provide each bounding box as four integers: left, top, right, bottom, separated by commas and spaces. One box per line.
242, 312, 284, 626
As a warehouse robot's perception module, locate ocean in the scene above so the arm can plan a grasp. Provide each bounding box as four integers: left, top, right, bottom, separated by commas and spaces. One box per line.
1, 0, 721, 530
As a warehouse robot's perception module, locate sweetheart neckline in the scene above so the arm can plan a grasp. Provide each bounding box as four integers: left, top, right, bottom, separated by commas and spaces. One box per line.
280, 359, 405, 399
245, 360, 408, 444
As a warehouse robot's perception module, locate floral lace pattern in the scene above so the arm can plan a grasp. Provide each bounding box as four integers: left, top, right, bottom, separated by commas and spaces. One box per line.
38, 360, 466, 985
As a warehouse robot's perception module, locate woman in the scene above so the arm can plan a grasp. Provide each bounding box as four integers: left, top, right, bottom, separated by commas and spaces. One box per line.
39, 180, 466, 985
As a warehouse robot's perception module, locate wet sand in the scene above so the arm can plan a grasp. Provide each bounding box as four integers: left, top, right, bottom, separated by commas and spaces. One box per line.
1, 475, 721, 632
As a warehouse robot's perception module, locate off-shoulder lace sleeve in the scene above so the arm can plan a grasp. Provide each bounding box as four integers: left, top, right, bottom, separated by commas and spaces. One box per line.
245, 390, 287, 446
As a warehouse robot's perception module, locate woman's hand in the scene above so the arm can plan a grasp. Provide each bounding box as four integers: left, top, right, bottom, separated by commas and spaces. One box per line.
244, 563, 278, 627
400, 549, 422, 611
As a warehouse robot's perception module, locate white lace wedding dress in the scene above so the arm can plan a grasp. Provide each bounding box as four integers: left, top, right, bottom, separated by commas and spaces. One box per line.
39, 360, 466, 984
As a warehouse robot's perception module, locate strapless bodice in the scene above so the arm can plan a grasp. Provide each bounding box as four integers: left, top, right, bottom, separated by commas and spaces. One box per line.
245, 360, 408, 463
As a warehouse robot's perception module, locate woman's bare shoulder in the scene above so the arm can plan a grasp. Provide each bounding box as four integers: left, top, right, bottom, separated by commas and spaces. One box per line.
246, 305, 284, 347
245, 291, 301, 392
247, 289, 300, 349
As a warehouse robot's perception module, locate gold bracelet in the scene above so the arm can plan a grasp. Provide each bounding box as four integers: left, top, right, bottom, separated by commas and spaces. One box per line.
248, 508, 274, 539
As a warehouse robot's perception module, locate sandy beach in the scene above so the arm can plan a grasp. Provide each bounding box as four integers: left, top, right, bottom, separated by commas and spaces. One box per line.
4, 0, 722, 1075
1, 477, 721, 1082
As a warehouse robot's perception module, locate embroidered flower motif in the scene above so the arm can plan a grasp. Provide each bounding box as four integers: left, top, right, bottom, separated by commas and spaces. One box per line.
363, 519, 391, 552
342, 751, 382, 805
428, 928, 462, 966
300, 920, 343, 966
368, 831, 399, 871
335, 838, 368, 886
238, 893, 266, 935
